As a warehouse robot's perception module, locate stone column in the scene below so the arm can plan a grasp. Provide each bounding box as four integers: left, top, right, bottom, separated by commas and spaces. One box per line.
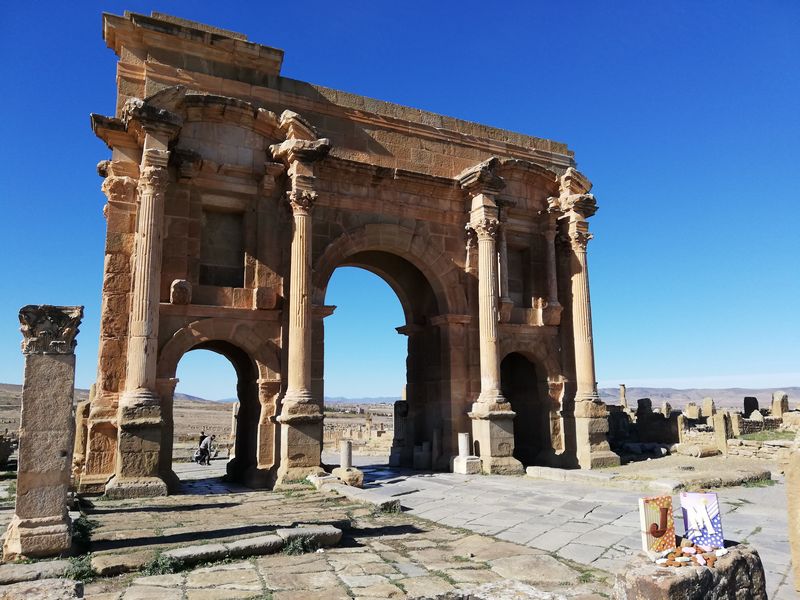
270, 134, 330, 484
458, 158, 523, 475
543, 226, 560, 309
474, 216, 504, 402
787, 432, 800, 592
3, 305, 83, 560
497, 212, 513, 322
107, 148, 171, 498
560, 181, 619, 469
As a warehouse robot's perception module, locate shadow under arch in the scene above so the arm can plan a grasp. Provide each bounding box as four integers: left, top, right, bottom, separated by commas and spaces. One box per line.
157, 318, 282, 489
312, 225, 463, 470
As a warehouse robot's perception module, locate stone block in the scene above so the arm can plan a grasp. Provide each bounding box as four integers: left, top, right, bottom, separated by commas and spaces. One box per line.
684, 403, 701, 420
452, 455, 482, 474
275, 524, 342, 547
331, 466, 364, 488
225, 534, 283, 557
613, 543, 767, 599
0, 578, 83, 600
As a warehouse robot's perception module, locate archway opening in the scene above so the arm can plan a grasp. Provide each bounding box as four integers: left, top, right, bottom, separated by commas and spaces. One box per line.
322, 266, 405, 467
320, 249, 447, 472
501, 352, 551, 466
173, 342, 260, 486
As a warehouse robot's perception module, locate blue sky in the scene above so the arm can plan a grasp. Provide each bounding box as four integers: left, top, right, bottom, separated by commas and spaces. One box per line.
1, 1, 798, 400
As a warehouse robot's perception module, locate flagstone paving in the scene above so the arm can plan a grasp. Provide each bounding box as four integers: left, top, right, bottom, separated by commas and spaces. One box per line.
80, 463, 609, 599
0, 459, 793, 598
353, 462, 795, 599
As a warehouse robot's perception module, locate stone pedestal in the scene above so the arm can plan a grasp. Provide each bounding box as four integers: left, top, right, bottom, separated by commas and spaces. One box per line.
3, 305, 83, 561
787, 433, 800, 592
574, 400, 619, 469
452, 432, 481, 474
470, 413, 524, 474
332, 441, 363, 488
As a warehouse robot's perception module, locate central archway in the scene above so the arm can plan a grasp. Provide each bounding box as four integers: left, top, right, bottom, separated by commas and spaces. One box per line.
315, 239, 454, 470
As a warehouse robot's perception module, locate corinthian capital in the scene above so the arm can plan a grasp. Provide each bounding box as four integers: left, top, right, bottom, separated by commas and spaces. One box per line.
19, 305, 83, 355
472, 217, 500, 240
570, 229, 594, 251
101, 175, 137, 203
138, 166, 170, 195
288, 189, 318, 215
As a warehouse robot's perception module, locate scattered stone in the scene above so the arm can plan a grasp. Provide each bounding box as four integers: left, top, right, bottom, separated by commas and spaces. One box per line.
91, 550, 153, 576
0, 559, 70, 584
276, 525, 342, 547
0, 578, 83, 600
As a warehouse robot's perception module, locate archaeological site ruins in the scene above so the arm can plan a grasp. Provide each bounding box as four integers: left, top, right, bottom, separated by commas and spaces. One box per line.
76, 10, 620, 497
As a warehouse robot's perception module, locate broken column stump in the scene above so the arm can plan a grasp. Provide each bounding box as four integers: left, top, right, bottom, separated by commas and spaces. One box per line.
614, 543, 767, 599
3, 305, 83, 560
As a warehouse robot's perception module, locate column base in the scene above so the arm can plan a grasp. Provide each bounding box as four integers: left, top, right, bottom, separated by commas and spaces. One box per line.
452, 455, 482, 475
104, 475, 168, 499
2, 515, 71, 561
77, 474, 112, 495
575, 399, 620, 469
275, 465, 326, 486
469, 409, 524, 475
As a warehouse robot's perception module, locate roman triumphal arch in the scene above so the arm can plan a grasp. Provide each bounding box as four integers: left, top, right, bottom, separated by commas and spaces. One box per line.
78, 11, 619, 497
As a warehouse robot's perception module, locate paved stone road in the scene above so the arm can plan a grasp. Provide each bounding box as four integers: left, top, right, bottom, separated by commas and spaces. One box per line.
350, 462, 795, 599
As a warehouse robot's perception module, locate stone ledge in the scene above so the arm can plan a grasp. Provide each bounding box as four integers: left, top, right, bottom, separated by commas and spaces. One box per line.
308, 473, 402, 512
0, 577, 83, 599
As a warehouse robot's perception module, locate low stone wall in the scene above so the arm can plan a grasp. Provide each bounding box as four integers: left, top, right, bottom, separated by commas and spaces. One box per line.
739, 417, 782, 435
727, 438, 792, 463
614, 543, 767, 599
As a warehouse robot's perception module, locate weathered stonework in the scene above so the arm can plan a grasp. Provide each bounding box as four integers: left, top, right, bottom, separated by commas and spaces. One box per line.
81, 12, 617, 494
3, 305, 83, 560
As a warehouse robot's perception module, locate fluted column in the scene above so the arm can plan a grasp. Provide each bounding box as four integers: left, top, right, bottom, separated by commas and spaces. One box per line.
269, 128, 331, 484
123, 161, 169, 398
568, 217, 598, 402
284, 189, 316, 405
107, 148, 171, 498
473, 216, 505, 404
544, 226, 560, 308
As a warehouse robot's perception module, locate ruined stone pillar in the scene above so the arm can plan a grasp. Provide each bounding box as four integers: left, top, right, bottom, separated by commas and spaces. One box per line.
787, 432, 800, 592
107, 148, 171, 498
458, 158, 523, 475
270, 132, 330, 484
3, 305, 83, 560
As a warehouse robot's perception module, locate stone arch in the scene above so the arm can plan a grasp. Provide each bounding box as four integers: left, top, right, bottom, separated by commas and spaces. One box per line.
157, 318, 281, 486
312, 223, 466, 318
311, 224, 465, 470
499, 343, 565, 466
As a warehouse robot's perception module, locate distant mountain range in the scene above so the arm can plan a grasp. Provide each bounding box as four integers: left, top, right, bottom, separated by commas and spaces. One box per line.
598, 386, 800, 409
1, 383, 797, 411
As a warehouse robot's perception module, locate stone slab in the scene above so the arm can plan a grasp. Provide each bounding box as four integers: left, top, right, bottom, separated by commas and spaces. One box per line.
0, 558, 69, 584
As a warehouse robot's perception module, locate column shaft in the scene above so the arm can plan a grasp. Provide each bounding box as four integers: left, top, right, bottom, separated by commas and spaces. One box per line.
475, 223, 503, 400
570, 226, 598, 401
125, 166, 168, 394
285, 192, 315, 403
544, 229, 560, 306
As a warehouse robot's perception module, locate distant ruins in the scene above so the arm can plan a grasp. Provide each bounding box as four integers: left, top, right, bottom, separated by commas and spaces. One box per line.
608, 385, 797, 465
79, 11, 619, 496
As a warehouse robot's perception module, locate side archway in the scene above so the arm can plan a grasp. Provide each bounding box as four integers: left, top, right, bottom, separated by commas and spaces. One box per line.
157, 319, 281, 487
